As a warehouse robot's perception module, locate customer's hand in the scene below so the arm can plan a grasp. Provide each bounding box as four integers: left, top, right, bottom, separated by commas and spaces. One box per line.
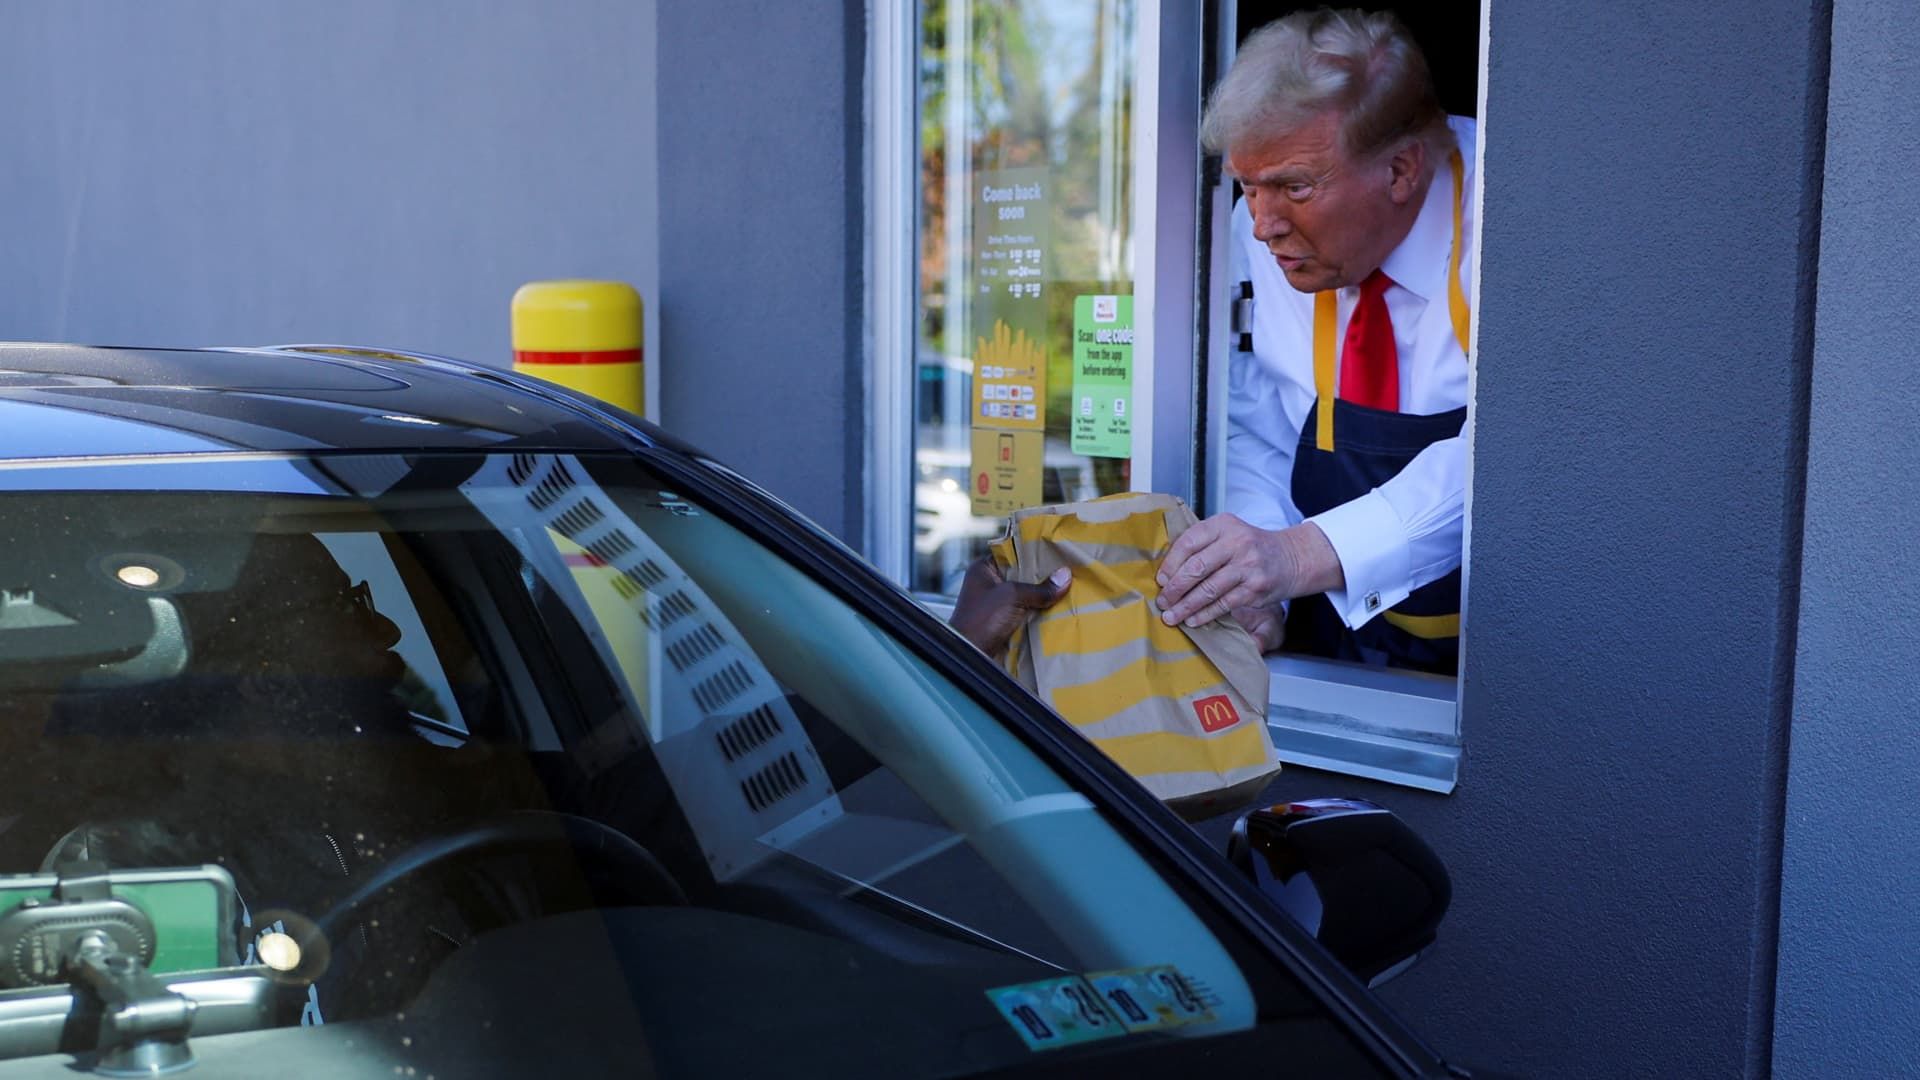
949, 557, 1072, 658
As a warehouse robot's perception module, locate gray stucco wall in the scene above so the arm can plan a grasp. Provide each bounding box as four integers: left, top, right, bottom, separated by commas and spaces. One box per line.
0, 0, 659, 378
655, 3, 867, 542
1432, 3, 1823, 1076
1204, 2, 1830, 1076
1771, 1, 1920, 1075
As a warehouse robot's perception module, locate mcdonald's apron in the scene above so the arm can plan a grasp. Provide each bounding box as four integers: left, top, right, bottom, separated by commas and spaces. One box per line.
1284, 401, 1464, 675
1281, 150, 1471, 677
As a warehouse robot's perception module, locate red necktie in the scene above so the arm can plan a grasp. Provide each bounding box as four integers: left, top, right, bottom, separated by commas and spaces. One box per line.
1339, 269, 1398, 411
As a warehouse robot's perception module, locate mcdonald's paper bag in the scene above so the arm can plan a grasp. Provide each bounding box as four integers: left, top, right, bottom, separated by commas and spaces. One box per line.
989, 493, 1278, 820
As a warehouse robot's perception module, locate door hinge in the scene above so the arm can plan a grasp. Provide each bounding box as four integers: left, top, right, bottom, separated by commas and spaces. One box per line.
1230, 280, 1254, 353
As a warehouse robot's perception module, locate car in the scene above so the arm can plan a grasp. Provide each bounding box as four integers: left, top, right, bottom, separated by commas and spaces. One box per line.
0, 342, 1477, 1078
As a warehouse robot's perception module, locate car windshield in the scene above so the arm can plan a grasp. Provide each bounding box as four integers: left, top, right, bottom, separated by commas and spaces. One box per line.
0, 450, 1386, 1077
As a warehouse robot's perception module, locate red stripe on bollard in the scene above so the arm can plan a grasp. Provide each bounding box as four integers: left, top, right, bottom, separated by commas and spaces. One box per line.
511, 348, 644, 366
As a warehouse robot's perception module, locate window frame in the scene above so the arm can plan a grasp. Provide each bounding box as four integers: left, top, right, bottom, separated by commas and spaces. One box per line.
864, 0, 918, 586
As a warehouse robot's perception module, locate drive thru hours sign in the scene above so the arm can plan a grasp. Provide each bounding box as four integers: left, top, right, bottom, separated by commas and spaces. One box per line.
969, 166, 1050, 516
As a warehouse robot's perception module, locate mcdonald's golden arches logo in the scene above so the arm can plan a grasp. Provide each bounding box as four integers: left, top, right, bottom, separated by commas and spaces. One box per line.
1191, 694, 1241, 733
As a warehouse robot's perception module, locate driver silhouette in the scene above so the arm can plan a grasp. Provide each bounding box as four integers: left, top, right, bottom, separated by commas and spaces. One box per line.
38, 532, 504, 1020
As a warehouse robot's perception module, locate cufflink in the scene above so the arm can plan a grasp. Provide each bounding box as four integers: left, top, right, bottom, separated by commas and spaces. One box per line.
1365, 591, 1382, 613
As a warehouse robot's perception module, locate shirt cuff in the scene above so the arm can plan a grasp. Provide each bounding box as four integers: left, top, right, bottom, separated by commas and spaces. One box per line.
1307, 491, 1413, 629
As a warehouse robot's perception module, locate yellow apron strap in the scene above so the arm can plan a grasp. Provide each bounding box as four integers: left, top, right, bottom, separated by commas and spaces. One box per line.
1312, 290, 1338, 451
1382, 610, 1462, 640
1308, 148, 1473, 451
1446, 148, 1471, 354
1383, 150, 1472, 639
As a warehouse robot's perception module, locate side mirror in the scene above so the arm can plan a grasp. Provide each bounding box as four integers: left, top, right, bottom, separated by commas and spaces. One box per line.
1226, 797, 1450, 987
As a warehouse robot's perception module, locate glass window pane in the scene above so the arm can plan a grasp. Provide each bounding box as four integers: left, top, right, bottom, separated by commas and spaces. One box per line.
914, 0, 1139, 595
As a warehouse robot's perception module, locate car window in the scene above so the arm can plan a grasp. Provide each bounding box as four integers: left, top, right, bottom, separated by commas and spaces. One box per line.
0, 451, 1392, 1077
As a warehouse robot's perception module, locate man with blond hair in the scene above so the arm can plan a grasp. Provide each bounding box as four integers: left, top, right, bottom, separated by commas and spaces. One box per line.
1155, 8, 1476, 675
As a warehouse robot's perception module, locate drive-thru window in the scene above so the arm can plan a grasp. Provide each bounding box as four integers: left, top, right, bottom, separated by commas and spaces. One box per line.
869, 1, 1484, 792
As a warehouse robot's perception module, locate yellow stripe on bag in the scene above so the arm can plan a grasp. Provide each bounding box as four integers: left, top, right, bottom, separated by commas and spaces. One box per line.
1382, 610, 1461, 639
1049, 653, 1221, 726
1051, 558, 1161, 610
1036, 598, 1192, 657
1019, 510, 1169, 553
990, 535, 1016, 571
1004, 622, 1026, 679
1096, 721, 1273, 780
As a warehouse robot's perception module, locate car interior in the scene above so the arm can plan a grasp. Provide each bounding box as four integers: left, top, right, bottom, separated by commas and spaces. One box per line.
0, 453, 1339, 1077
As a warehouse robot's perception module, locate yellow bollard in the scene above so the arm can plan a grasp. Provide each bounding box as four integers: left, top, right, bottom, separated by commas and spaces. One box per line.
511, 280, 645, 414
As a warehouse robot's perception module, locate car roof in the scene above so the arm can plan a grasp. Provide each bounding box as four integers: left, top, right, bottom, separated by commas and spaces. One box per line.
0, 343, 668, 460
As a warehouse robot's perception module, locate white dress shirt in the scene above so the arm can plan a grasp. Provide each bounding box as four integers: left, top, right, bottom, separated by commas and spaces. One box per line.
1225, 115, 1477, 630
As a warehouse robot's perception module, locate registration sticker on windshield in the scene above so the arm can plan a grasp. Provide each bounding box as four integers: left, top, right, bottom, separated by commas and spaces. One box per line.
984, 975, 1127, 1051
987, 965, 1218, 1051
1085, 966, 1217, 1032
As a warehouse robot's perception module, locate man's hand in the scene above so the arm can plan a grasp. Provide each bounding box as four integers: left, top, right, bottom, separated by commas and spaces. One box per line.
1230, 604, 1286, 654
1155, 515, 1344, 635
949, 557, 1072, 658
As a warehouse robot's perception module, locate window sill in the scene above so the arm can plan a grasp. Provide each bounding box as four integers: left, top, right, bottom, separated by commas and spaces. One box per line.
1264, 655, 1459, 794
